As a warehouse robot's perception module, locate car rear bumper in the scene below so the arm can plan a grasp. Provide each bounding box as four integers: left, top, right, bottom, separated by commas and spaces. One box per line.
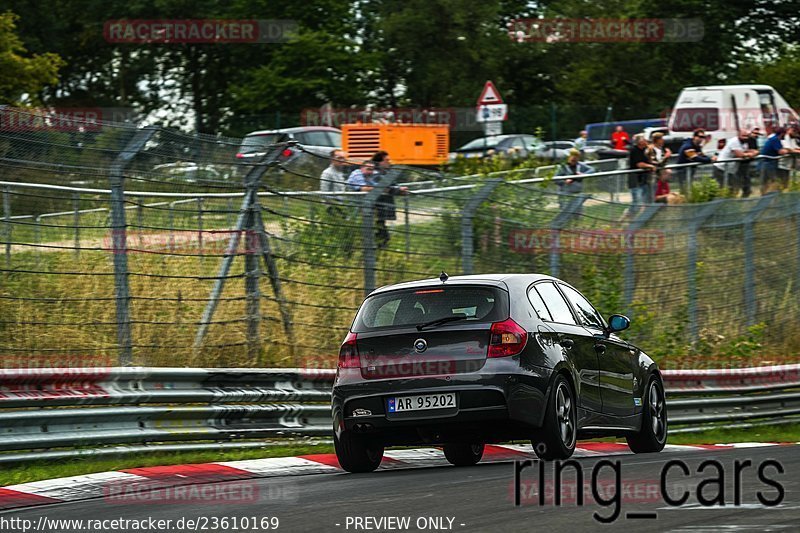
332, 366, 552, 445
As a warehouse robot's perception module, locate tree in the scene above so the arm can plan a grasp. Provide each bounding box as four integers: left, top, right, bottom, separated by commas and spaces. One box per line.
0, 11, 63, 105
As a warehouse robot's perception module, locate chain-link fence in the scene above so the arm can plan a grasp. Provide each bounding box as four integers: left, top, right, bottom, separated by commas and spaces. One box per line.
1, 109, 799, 369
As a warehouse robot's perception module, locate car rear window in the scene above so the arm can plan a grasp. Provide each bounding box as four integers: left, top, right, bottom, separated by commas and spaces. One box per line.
295, 131, 339, 147
240, 134, 283, 153
352, 286, 508, 332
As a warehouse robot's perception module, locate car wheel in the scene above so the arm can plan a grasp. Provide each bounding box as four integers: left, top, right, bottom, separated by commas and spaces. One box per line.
627, 376, 668, 453
533, 374, 577, 460
443, 443, 484, 467
334, 430, 384, 473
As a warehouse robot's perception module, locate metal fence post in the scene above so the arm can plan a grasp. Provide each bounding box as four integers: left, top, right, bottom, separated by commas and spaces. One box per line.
404, 195, 410, 260
743, 193, 777, 326
168, 201, 176, 252
360, 168, 402, 296
686, 200, 724, 341
3, 186, 9, 269
245, 199, 261, 360
35, 215, 42, 268
197, 197, 204, 266
624, 204, 663, 314
72, 193, 80, 258
109, 126, 158, 366
461, 178, 504, 275
548, 195, 589, 278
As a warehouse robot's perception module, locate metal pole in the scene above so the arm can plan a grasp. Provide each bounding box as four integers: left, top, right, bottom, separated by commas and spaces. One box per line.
73, 193, 80, 259
548, 195, 589, 278
686, 201, 724, 341
35, 215, 42, 269
360, 168, 402, 296
404, 195, 410, 260
136, 196, 144, 249
197, 197, 204, 267
168, 201, 176, 252
624, 205, 663, 314
245, 206, 261, 361
743, 194, 776, 325
109, 126, 158, 366
461, 179, 503, 275
3, 186, 10, 269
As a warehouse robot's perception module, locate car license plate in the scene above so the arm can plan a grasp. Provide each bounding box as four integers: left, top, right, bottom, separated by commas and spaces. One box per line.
387, 393, 456, 413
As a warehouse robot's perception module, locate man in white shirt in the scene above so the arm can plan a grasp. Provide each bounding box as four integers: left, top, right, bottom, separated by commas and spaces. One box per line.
320, 149, 349, 193
714, 129, 758, 197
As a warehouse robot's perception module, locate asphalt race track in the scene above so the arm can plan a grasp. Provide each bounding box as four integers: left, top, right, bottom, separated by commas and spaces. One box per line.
3, 445, 798, 533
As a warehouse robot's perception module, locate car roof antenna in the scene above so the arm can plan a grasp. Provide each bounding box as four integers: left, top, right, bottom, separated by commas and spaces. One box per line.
439, 271, 448, 283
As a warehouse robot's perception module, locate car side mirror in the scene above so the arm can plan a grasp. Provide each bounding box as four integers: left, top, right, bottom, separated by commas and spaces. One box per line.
605, 314, 630, 337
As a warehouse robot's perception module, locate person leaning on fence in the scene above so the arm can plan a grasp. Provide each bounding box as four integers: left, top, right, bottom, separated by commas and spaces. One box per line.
628, 134, 656, 206
759, 127, 790, 194
346, 152, 408, 249
778, 124, 800, 188
714, 129, 759, 197
555, 148, 594, 207
319, 149, 349, 193
676, 129, 716, 191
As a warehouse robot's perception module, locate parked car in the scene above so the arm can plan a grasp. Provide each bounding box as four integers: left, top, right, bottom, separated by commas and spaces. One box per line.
449, 134, 542, 160
332, 273, 667, 473
534, 141, 576, 161
236, 126, 342, 182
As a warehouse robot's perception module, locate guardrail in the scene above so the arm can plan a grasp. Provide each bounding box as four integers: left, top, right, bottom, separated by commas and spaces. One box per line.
0, 364, 797, 463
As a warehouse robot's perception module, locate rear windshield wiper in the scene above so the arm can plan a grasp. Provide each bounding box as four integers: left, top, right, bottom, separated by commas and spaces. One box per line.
416, 315, 468, 331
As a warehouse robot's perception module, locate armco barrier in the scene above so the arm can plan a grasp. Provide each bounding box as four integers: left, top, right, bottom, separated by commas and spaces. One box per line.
0, 365, 797, 463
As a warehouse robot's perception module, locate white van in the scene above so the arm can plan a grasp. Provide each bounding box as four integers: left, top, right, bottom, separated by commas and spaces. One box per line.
667, 84, 799, 152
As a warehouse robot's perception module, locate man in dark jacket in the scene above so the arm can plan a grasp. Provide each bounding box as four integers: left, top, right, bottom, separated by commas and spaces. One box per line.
628, 134, 656, 206
676, 129, 715, 191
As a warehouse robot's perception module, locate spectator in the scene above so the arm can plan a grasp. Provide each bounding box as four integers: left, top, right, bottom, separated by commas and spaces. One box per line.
611, 125, 630, 151
319, 149, 349, 193
759, 127, 789, 193
346, 152, 408, 249
713, 129, 759, 196
628, 134, 657, 207
574, 130, 588, 150
676, 129, 716, 190
647, 132, 672, 164
555, 148, 594, 206
778, 124, 800, 188
654, 169, 684, 204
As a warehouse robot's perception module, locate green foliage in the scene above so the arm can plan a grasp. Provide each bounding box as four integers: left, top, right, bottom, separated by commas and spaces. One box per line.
0, 11, 63, 105
687, 175, 724, 203
446, 153, 545, 177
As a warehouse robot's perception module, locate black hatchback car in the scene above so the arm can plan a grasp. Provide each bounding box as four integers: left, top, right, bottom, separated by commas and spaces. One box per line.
332, 274, 667, 472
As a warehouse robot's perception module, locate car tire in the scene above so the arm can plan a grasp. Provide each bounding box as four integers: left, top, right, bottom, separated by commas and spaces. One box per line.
443, 443, 484, 467
334, 430, 384, 473
627, 376, 668, 453
532, 374, 577, 460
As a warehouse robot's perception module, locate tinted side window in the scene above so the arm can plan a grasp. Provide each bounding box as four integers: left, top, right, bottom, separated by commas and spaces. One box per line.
560, 285, 605, 330
534, 283, 576, 325
527, 286, 552, 321
295, 131, 335, 146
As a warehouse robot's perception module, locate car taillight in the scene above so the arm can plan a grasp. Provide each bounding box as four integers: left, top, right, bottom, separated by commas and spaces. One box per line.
488, 318, 528, 358
281, 148, 293, 158
235, 153, 245, 159
338, 332, 360, 368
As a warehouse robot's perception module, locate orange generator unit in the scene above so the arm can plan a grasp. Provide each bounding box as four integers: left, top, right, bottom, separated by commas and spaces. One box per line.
342, 123, 449, 166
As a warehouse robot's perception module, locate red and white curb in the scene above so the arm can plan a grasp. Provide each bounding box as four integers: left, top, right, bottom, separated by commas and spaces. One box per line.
0, 442, 790, 512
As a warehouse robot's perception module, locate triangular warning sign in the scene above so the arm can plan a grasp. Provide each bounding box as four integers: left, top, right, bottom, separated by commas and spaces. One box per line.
477, 81, 503, 105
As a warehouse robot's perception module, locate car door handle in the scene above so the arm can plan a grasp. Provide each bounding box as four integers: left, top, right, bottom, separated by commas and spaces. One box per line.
594, 343, 606, 355
559, 338, 575, 350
